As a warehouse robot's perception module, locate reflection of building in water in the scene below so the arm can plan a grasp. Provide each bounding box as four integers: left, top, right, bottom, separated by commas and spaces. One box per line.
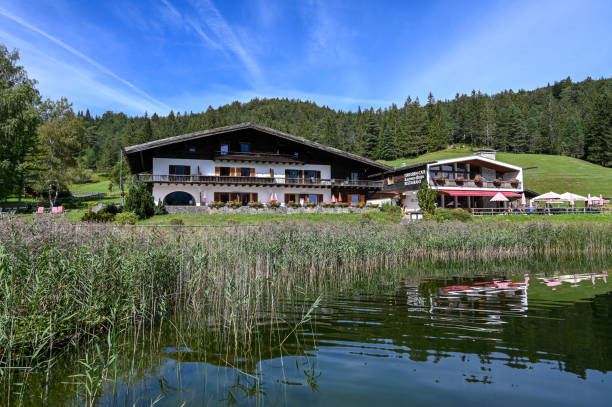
540, 272, 608, 288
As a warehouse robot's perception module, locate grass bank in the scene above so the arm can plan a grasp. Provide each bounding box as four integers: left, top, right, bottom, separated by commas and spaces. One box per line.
1, 216, 611, 400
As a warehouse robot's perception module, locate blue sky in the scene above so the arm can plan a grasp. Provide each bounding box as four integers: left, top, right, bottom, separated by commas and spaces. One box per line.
1, 0, 611, 116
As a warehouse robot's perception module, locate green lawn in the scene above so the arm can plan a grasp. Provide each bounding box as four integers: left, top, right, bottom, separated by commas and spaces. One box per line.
69, 179, 112, 193
474, 213, 612, 224
381, 147, 612, 196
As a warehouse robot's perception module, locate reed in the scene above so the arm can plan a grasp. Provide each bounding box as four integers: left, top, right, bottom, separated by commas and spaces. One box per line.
0, 216, 611, 402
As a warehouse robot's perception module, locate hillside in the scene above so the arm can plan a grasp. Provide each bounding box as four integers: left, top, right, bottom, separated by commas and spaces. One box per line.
381, 148, 612, 196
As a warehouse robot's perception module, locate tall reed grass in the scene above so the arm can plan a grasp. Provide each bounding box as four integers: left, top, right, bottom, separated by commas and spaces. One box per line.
0, 217, 611, 403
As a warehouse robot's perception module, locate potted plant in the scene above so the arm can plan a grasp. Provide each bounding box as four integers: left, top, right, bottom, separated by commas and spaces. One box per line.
248, 201, 264, 209
228, 200, 241, 208
322, 202, 335, 208
510, 177, 519, 187
209, 201, 225, 208
354, 202, 365, 208
474, 175, 483, 185
288, 201, 301, 208
493, 177, 502, 186
306, 202, 316, 207
434, 175, 446, 185
267, 200, 280, 208
455, 175, 465, 185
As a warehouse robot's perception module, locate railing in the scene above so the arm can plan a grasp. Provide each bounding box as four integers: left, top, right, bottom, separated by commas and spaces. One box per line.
135, 174, 384, 188
430, 179, 520, 189
214, 151, 301, 162
471, 207, 610, 216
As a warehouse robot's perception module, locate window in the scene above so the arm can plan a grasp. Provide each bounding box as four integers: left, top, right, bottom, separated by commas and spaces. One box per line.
351, 195, 360, 203
188, 146, 196, 152
293, 152, 299, 159
219, 167, 230, 176
240, 143, 250, 153
220, 193, 230, 203
169, 165, 190, 176
240, 167, 251, 177
286, 169, 300, 179
308, 194, 319, 204
220, 144, 229, 155
350, 172, 359, 182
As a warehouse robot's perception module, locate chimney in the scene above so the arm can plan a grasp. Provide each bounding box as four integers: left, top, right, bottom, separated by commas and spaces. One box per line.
474, 149, 496, 160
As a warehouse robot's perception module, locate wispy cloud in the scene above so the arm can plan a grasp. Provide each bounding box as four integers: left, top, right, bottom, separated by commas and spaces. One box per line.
0, 6, 169, 112
160, 0, 262, 85
0, 27, 167, 114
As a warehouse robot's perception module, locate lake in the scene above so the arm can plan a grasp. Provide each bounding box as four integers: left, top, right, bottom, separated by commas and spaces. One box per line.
18, 260, 612, 406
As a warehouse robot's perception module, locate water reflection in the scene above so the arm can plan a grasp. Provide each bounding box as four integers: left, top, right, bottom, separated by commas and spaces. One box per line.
16, 266, 612, 406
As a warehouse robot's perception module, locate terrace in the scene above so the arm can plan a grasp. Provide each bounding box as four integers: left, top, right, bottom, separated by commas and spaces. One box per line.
134, 173, 384, 189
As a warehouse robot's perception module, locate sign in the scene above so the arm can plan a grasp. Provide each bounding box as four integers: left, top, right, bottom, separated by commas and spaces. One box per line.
403, 169, 426, 187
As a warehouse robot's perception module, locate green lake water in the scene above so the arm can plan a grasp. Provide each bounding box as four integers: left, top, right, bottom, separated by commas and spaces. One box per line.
16, 260, 612, 406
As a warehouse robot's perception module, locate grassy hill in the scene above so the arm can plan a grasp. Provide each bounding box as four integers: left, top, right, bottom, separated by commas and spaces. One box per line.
381, 148, 612, 197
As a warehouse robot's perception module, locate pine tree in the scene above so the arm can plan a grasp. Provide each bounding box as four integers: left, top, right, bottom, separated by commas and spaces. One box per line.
379, 124, 395, 160
363, 114, 380, 158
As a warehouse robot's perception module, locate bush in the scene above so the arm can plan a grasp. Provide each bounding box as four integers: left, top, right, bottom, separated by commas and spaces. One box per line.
322, 202, 335, 208
425, 208, 472, 222
154, 202, 167, 215
338, 202, 349, 208
353, 202, 365, 208
81, 211, 115, 223
306, 202, 316, 207
115, 211, 138, 225
228, 201, 241, 208
125, 182, 155, 219
288, 201, 300, 208
170, 218, 184, 225
248, 201, 264, 208
417, 180, 436, 215
209, 201, 225, 208
267, 201, 280, 208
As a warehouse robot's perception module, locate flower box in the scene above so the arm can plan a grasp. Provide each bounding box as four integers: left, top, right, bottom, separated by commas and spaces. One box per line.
493, 178, 502, 186
474, 175, 483, 185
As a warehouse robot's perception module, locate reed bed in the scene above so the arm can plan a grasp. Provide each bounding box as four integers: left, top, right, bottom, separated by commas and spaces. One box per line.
0, 216, 611, 403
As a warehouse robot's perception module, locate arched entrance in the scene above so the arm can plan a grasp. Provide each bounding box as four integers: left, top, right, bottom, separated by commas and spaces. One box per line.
163, 191, 196, 206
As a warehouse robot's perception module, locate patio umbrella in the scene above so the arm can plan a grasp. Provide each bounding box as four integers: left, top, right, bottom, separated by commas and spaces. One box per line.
202, 192, 207, 202
533, 191, 563, 201
521, 193, 526, 206
337, 193, 342, 203
600, 194, 604, 206
559, 192, 587, 202
490, 192, 509, 202
331, 194, 336, 203
588, 193, 592, 205
569, 194, 574, 206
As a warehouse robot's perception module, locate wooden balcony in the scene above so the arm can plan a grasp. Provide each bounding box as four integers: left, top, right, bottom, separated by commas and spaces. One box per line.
213, 151, 303, 164
430, 179, 521, 189
135, 174, 384, 189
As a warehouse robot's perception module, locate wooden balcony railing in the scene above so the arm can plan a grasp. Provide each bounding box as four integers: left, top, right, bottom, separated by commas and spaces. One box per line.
430, 179, 521, 189
135, 174, 384, 188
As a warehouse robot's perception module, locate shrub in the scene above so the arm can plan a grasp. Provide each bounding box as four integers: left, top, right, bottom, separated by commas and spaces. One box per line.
425, 208, 472, 222
116, 211, 138, 225
267, 201, 280, 208
228, 201, 241, 208
125, 182, 154, 219
154, 201, 167, 215
170, 218, 184, 226
209, 201, 225, 208
322, 202, 335, 208
353, 202, 365, 208
338, 202, 349, 208
248, 201, 264, 208
306, 202, 316, 207
288, 201, 301, 208
417, 180, 436, 215
81, 211, 115, 223
360, 211, 375, 223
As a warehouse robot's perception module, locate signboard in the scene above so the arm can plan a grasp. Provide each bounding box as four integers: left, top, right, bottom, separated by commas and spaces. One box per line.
403, 169, 427, 188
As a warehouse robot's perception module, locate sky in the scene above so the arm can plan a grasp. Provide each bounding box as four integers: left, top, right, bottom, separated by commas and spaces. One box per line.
1, 0, 611, 116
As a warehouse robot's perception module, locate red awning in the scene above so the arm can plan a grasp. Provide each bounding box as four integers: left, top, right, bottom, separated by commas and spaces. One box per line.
440, 190, 522, 198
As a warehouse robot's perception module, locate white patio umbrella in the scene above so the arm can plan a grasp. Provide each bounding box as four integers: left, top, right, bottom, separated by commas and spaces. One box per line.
600, 194, 605, 206
490, 192, 509, 202
559, 192, 587, 202
588, 193, 592, 205
533, 191, 563, 201
521, 193, 527, 206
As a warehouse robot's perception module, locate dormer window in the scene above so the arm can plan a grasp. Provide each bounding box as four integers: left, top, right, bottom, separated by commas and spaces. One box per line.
240, 142, 250, 153
220, 144, 229, 155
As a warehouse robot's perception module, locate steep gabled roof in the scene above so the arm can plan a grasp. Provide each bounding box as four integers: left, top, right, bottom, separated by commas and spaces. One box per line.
123, 122, 392, 171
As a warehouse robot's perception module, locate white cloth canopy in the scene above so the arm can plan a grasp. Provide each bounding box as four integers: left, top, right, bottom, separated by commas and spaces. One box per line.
559, 192, 587, 201
490, 192, 509, 202
533, 191, 563, 201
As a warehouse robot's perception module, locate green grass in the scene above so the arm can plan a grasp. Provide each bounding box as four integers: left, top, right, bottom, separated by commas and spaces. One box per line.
475, 213, 612, 224
135, 211, 396, 225
381, 147, 612, 196
69, 179, 112, 193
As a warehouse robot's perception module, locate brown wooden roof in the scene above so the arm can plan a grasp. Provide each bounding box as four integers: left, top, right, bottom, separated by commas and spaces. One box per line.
123, 122, 392, 171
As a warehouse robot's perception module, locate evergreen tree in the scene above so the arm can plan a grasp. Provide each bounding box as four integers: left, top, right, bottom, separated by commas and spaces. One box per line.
378, 124, 395, 160
363, 114, 380, 158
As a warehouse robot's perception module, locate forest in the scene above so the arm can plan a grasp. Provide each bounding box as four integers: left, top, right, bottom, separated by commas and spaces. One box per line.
2, 43, 611, 203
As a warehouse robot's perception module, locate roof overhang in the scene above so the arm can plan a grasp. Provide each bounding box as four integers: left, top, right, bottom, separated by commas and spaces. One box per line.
430, 155, 523, 172
123, 122, 392, 172
440, 190, 522, 197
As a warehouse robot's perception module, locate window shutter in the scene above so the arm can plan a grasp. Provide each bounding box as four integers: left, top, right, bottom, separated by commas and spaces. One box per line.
285, 194, 291, 203
318, 194, 323, 203
252, 193, 258, 202
230, 168, 235, 176
215, 167, 220, 176
214, 192, 220, 201
250, 168, 255, 177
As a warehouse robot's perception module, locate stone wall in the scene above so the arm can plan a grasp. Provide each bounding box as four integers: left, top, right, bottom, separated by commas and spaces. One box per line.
165, 205, 378, 215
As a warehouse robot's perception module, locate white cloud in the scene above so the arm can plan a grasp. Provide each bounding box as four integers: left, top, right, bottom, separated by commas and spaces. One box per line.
0, 6, 169, 111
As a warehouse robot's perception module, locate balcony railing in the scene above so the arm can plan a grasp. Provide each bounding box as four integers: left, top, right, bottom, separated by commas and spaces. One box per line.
213, 151, 302, 163
430, 179, 521, 189
135, 173, 384, 188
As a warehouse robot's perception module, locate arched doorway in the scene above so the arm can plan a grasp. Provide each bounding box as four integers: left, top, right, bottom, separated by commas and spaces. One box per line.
163, 191, 196, 206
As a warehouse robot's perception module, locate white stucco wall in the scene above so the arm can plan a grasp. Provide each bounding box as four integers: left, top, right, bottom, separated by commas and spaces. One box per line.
152, 158, 331, 179
153, 183, 332, 205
